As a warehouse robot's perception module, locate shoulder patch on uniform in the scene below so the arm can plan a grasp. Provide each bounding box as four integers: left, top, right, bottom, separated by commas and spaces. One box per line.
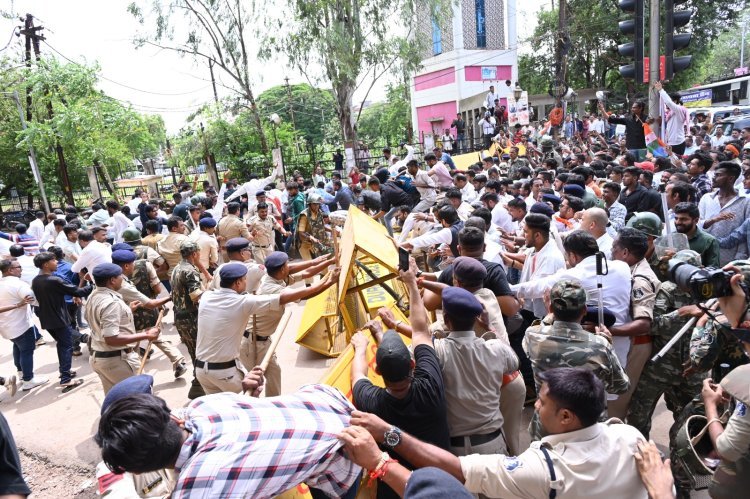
503, 456, 523, 472
633, 287, 645, 299
737, 401, 747, 417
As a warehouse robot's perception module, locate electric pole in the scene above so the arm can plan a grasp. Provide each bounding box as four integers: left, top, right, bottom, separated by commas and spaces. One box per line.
284, 77, 299, 152
648, 0, 660, 120
19, 13, 75, 207
9, 91, 50, 213
208, 59, 220, 108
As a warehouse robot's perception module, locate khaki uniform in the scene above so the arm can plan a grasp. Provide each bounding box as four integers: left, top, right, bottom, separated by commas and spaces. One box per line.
118, 276, 184, 368
134, 244, 168, 281
217, 214, 250, 259
141, 233, 164, 254
84, 287, 141, 394
459, 420, 648, 498
188, 230, 219, 271
246, 202, 281, 220
247, 215, 280, 265
242, 274, 298, 396
433, 331, 518, 457
157, 233, 188, 272
608, 258, 660, 419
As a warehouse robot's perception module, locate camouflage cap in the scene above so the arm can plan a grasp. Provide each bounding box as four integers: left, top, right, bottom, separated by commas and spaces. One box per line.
549, 279, 587, 314
626, 212, 663, 238
179, 240, 200, 257
122, 227, 142, 244
728, 259, 750, 283
672, 249, 702, 267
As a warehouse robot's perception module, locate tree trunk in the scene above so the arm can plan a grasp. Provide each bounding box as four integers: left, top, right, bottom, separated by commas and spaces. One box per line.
334, 78, 357, 145
244, 87, 269, 155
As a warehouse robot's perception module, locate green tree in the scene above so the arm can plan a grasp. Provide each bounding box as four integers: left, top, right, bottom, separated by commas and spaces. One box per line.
256, 83, 338, 146
357, 83, 411, 145
128, 0, 270, 154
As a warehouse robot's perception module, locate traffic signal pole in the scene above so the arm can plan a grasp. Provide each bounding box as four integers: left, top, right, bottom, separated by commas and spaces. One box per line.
648, 0, 660, 120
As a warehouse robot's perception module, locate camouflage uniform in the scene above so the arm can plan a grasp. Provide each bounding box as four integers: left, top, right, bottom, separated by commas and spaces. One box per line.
522, 280, 630, 441
170, 248, 205, 398
627, 281, 705, 439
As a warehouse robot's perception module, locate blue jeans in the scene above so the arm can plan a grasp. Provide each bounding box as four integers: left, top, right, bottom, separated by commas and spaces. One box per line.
383, 207, 399, 236
11, 327, 36, 382
46, 325, 75, 383
284, 228, 296, 253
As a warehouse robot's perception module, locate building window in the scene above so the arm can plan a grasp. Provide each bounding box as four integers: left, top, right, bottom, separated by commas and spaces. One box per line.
432, 19, 442, 55
475, 0, 486, 48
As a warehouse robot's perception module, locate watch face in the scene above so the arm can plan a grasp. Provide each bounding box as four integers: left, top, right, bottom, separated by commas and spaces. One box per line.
385, 431, 400, 448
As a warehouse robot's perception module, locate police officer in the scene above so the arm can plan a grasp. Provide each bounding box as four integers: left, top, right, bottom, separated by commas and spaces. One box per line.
110, 249, 186, 379
196, 260, 339, 395
626, 212, 665, 278
244, 251, 335, 396
211, 238, 266, 293
85, 263, 160, 394
607, 227, 661, 420
247, 203, 288, 265
523, 279, 629, 440
170, 241, 205, 399
627, 250, 706, 439
217, 202, 251, 259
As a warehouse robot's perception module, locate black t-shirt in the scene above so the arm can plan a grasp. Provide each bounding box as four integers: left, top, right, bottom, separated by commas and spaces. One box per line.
353, 344, 450, 499
380, 182, 412, 212
0, 413, 31, 496
438, 258, 513, 296
31, 274, 92, 330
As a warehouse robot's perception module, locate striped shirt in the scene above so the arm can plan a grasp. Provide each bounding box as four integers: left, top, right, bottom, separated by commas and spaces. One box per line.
172, 385, 361, 499
0, 232, 39, 255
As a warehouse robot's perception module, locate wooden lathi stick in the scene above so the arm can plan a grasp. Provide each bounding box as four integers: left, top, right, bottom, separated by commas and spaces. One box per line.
137, 309, 164, 375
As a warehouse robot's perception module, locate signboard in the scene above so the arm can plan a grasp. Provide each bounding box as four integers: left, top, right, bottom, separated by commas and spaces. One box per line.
735, 67, 749, 76
481, 66, 497, 80
642, 56, 666, 83
507, 91, 530, 127
681, 89, 712, 108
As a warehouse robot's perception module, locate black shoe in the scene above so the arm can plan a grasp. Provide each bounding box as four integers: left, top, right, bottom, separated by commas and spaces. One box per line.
138, 347, 154, 359
72, 349, 83, 357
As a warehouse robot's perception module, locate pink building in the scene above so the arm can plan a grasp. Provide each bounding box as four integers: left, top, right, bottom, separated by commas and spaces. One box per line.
411, 0, 518, 150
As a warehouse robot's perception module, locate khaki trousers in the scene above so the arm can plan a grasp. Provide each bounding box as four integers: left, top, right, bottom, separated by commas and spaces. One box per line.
608, 340, 653, 420
152, 338, 185, 366
196, 365, 245, 395
252, 245, 273, 265
500, 374, 526, 456
239, 335, 281, 397
90, 351, 141, 394
298, 245, 315, 285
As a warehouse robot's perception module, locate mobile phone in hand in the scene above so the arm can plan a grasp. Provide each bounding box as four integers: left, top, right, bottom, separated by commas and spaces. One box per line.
398, 247, 410, 272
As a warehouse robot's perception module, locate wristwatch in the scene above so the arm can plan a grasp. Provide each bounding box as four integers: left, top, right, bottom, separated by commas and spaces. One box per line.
383, 426, 402, 449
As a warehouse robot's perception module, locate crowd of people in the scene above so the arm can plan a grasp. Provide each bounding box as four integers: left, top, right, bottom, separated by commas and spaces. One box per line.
1, 81, 750, 498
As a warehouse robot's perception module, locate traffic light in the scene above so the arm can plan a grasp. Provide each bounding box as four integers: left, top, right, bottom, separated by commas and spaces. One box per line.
617, 0, 644, 81
665, 0, 693, 79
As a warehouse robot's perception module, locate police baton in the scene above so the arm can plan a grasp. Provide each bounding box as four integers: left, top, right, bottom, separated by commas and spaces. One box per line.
137, 309, 164, 375
650, 298, 717, 363
595, 252, 608, 327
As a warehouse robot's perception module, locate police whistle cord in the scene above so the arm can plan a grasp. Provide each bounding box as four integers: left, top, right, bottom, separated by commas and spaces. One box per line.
650, 298, 718, 364
137, 309, 165, 375
353, 260, 408, 312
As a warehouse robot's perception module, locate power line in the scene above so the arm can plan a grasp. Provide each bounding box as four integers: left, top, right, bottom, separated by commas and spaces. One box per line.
42, 41, 213, 96
0, 27, 19, 53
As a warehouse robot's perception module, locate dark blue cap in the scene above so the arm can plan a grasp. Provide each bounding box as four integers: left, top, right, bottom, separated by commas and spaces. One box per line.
92, 263, 123, 279
255, 190, 266, 196
111, 243, 133, 252
101, 374, 154, 415
530, 202, 555, 217
219, 262, 248, 281
404, 467, 473, 499
562, 184, 585, 197
199, 217, 217, 228
442, 286, 483, 319
111, 250, 137, 264
542, 193, 561, 205
264, 251, 289, 270
226, 237, 250, 252
583, 306, 617, 327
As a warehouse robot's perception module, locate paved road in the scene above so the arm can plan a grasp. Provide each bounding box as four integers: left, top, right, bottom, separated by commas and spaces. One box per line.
0, 300, 709, 497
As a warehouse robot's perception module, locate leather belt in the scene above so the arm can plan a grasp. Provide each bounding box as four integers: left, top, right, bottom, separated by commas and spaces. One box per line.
93, 348, 133, 358
252, 244, 272, 248
243, 330, 270, 341
502, 370, 521, 387
449, 427, 502, 447
195, 359, 237, 370
633, 335, 653, 345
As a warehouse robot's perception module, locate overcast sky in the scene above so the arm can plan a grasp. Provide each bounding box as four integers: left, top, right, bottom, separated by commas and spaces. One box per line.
1, 0, 548, 134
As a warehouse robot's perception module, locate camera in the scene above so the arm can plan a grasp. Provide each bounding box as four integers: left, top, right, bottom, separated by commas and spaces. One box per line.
668, 261, 734, 300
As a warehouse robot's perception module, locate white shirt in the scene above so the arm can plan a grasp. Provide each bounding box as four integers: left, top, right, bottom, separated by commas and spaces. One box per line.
127, 196, 143, 214
659, 89, 688, 146
519, 239, 567, 318
460, 183, 477, 204
590, 118, 605, 134
196, 287, 281, 362
412, 169, 436, 203
60, 238, 81, 263
107, 211, 135, 244
485, 91, 500, 110
0, 276, 36, 339
388, 145, 415, 176
28, 219, 45, 242
712, 135, 729, 148
17, 255, 38, 286
87, 209, 110, 228
491, 204, 515, 233
596, 233, 614, 260
511, 255, 632, 327
39, 222, 58, 248
409, 227, 452, 250
479, 117, 496, 135
698, 190, 744, 227
225, 165, 281, 204
71, 240, 112, 274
